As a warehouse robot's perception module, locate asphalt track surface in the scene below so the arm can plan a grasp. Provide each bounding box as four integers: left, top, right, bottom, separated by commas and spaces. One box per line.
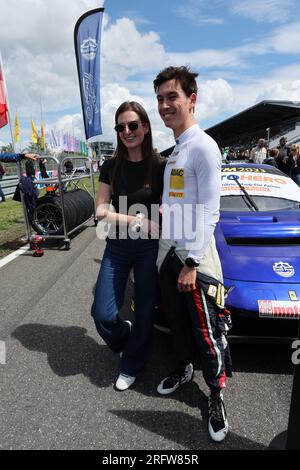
0, 222, 295, 450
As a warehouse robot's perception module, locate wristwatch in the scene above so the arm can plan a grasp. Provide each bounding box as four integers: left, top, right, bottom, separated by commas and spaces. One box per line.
185, 257, 200, 268
132, 213, 145, 232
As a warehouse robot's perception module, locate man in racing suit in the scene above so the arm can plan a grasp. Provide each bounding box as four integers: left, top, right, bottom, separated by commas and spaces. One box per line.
153, 66, 232, 442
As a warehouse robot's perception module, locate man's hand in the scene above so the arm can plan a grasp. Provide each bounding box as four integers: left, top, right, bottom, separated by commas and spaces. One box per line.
24, 153, 39, 161
177, 265, 197, 293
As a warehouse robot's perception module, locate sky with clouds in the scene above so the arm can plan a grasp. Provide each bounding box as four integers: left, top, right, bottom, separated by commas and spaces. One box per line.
1, 0, 300, 151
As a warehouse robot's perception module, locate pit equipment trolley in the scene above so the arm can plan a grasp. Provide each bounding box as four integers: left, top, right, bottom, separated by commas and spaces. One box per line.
17, 154, 98, 250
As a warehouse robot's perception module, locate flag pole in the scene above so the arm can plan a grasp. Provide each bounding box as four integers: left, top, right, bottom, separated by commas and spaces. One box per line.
40, 95, 45, 154
40, 96, 43, 123
16, 109, 22, 152
40, 96, 42, 154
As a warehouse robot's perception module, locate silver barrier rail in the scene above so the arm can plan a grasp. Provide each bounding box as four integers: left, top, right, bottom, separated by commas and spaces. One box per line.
0, 175, 19, 197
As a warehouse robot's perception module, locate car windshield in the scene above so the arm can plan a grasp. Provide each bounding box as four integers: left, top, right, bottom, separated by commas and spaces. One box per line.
221, 195, 300, 212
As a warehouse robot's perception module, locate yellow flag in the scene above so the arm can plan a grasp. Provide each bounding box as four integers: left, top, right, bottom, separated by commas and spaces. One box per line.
14, 113, 20, 143
40, 120, 45, 150
31, 118, 38, 144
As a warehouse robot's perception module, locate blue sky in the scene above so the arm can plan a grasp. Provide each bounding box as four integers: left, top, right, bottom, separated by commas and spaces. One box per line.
1, 0, 300, 151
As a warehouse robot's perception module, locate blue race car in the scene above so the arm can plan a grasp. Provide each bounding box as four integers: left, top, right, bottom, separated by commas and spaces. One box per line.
217, 163, 300, 339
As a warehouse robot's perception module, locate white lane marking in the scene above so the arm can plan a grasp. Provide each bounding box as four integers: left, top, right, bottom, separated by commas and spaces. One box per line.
0, 341, 6, 365
0, 244, 30, 269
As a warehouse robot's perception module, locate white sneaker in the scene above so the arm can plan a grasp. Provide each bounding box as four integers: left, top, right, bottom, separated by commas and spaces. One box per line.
115, 373, 136, 391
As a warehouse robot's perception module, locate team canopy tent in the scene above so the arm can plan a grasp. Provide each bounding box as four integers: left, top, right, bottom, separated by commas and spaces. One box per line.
206, 100, 300, 148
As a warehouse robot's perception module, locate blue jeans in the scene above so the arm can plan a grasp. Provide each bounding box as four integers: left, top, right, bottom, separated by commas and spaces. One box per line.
91, 238, 158, 376
293, 174, 300, 186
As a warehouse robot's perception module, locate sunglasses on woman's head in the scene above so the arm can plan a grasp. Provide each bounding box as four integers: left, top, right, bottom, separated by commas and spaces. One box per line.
114, 121, 139, 133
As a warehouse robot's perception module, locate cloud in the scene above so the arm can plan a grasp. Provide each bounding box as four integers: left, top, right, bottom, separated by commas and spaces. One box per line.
98, 82, 174, 151
115, 10, 153, 26
97, 77, 235, 150
264, 21, 300, 54
1, 7, 168, 116
102, 18, 166, 76
256, 80, 300, 102
3, 0, 297, 124
196, 78, 234, 121
174, 0, 224, 25
1, 0, 300, 150
165, 20, 300, 71
231, 0, 295, 24
53, 113, 84, 136
0, 0, 104, 54
0, 0, 105, 118
168, 49, 244, 69
217, 62, 300, 122
5, 47, 79, 118
174, 0, 297, 26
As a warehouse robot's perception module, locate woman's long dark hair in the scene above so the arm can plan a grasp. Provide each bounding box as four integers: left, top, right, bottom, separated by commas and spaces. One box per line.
110, 101, 157, 191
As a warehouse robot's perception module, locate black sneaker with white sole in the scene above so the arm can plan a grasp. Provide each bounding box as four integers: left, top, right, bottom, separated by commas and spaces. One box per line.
208, 392, 229, 442
157, 363, 194, 395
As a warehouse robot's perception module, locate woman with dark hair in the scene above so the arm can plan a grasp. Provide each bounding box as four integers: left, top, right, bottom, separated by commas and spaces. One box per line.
91, 101, 166, 391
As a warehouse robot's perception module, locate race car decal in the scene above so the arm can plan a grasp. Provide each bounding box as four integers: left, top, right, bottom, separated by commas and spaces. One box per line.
168, 191, 184, 198
170, 168, 184, 190
273, 261, 295, 278
258, 300, 300, 319
207, 284, 217, 298
223, 167, 269, 174
221, 171, 300, 202
289, 291, 298, 301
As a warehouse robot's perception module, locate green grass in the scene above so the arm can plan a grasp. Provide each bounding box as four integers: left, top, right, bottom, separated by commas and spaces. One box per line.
0, 199, 24, 230
0, 198, 26, 257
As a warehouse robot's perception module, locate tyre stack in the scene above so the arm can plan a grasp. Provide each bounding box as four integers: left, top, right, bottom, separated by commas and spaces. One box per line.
31, 189, 94, 236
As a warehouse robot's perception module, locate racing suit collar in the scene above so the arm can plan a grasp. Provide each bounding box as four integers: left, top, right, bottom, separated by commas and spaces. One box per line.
175, 124, 199, 146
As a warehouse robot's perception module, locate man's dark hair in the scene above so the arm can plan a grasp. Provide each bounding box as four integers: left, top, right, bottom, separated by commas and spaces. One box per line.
153, 66, 198, 97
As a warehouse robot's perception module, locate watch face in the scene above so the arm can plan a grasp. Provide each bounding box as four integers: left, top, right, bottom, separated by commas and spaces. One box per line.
185, 257, 198, 267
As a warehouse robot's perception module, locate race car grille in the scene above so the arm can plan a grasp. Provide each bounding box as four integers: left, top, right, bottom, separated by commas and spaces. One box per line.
226, 237, 300, 246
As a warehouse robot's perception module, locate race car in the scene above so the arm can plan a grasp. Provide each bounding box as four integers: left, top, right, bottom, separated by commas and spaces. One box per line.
216, 163, 300, 339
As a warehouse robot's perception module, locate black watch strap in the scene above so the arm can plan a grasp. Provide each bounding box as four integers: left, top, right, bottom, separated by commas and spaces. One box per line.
185, 257, 199, 268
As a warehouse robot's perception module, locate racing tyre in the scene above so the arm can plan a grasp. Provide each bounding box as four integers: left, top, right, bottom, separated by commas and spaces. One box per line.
30, 190, 94, 236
